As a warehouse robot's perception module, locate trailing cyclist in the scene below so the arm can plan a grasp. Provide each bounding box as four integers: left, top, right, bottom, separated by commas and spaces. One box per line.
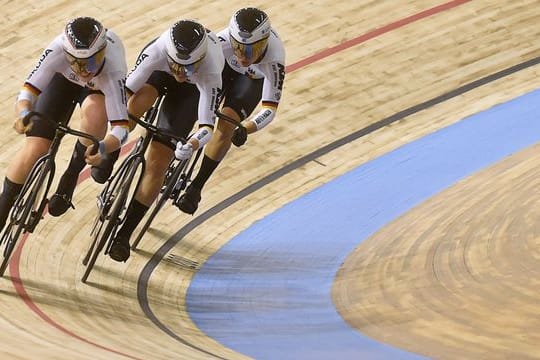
0, 17, 130, 230
177, 7, 286, 215
107, 19, 224, 262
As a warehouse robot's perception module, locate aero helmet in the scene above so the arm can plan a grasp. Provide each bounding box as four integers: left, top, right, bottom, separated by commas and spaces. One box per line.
229, 7, 271, 63
62, 17, 107, 76
165, 20, 208, 76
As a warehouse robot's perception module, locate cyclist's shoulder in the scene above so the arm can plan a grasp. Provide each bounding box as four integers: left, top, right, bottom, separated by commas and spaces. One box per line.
104, 30, 126, 56
105, 29, 123, 44
97, 30, 128, 76
215, 28, 230, 46
265, 30, 286, 63
203, 32, 225, 70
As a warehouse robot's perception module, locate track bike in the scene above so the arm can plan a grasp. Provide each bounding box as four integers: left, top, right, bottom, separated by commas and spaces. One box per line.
0, 112, 99, 276
129, 145, 202, 251
81, 97, 188, 283
130, 109, 242, 250
129, 108, 244, 251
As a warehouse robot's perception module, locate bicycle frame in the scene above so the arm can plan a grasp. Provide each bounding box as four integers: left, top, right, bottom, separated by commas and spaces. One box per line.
83, 95, 190, 282
82, 92, 201, 281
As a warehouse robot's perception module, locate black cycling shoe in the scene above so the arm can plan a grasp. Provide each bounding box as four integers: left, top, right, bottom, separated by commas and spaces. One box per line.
48, 173, 77, 217
176, 185, 201, 215
109, 235, 130, 262
91, 149, 119, 184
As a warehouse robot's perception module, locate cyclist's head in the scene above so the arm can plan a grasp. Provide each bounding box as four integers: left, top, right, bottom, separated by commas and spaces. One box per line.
228, 7, 271, 66
165, 19, 207, 79
62, 17, 107, 79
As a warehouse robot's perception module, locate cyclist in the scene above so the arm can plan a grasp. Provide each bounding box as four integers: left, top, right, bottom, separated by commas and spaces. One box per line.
0, 17, 129, 231
176, 7, 286, 215
107, 19, 224, 262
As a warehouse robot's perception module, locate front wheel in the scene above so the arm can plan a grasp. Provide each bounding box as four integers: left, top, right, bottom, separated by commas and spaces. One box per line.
131, 159, 189, 250
82, 156, 144, 283
84, 157, 133, 266
0, 159, 53, 276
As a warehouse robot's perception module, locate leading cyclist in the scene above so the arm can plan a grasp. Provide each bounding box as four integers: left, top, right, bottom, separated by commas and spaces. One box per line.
0, 17, 130, 230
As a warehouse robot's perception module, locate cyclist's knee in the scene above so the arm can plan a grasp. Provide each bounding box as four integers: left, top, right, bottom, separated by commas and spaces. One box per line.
214, 127, 233, 141
80, 96, 108, 138
206, 134, 232, 159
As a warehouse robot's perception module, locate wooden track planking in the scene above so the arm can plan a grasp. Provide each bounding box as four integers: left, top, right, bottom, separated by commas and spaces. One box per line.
0, 0, 539, 359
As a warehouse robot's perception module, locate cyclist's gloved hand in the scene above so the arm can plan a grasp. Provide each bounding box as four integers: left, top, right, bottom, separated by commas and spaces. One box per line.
85, 144, 103, 166
175, 142, 193, 160
13, 109, 33, 134
231, 125, 247, 147
85, 139, 107, 166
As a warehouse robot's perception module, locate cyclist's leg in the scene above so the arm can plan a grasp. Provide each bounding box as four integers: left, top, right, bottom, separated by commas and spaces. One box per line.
155, 81, 201, 215
180, 67, 263, 214
136, 141, 176, 205
0, 74, 79, 227
116, 76, 168, 235
110, 77, 197, 261
49, 90, 106, 216
109, 73, 166, 261
109, 141, 175, 262
80, 91, 120, 183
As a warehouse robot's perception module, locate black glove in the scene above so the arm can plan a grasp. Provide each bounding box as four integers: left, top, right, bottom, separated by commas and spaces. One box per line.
231, 125, 248, 147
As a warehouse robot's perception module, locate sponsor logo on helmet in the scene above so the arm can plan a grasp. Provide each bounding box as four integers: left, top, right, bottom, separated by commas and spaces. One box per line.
239, 30, 252, 42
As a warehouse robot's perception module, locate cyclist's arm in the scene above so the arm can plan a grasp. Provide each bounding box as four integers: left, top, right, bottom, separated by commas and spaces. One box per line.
126, 83, 159, 127
190, 73, 222, 150
242, 61, 285, 134
17, 38, 64, 119
15, 85, 37, 117
13, 83, 41, 133
125, 38, 163, 124
100, 73, 129, 154
101, 121, 128, 153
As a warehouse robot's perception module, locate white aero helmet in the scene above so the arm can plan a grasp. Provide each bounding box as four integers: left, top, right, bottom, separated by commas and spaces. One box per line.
229, 7, 271, 63
62, 17, 107, 75
165, 19, 207, 77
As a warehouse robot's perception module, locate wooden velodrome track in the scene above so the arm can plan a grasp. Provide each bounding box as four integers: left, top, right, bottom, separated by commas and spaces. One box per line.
1, 0, 540, 358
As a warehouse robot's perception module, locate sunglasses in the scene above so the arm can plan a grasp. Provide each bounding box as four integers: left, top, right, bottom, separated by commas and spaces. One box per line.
230, 36, 268, 62
65, 46, 106, 76
167, 54, 205, 77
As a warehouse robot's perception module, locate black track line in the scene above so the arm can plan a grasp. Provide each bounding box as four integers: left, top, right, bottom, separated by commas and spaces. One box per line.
137, 55, 540, 358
